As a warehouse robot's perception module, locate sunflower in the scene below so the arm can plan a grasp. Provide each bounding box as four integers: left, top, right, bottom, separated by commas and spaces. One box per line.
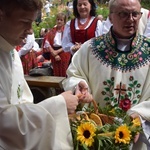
115, 124, 131, 144
77, 121, 96, 147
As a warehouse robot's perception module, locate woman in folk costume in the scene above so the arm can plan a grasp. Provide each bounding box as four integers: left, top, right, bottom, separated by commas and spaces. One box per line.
17, 29, 39, 74
62, 0, 103, 55
63, 0, 150, 149
45, 13, 71, 77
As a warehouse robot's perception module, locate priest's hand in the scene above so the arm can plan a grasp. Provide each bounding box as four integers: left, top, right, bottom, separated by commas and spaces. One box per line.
130, 113, 141, 143
75, 81, 93, 103
61, 91, 79, 114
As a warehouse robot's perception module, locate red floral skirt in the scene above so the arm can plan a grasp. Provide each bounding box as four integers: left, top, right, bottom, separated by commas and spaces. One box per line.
21, 50, 38, 75
50, 51, 71, 77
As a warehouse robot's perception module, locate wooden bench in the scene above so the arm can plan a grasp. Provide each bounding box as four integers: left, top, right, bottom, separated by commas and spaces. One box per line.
24, 75, 66, 103
24, 75, 65, 89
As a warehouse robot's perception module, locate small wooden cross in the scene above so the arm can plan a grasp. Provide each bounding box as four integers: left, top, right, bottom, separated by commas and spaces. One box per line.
114, 82, 127, 103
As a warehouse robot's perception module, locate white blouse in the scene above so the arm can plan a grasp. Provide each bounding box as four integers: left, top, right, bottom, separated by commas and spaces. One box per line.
62, 16, 103, 54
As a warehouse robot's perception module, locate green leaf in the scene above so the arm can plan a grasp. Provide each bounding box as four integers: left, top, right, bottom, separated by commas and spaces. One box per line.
75, 141, 79, 150
107, 80, 111, 84
132, 100, 137, 104
133, 80, 138, 85
104, 87, 110, 91
129, 83, 134, 87
104, 97, 110, 101
120, 95, 124, 99
98, 139, 103, 148
127, 92, 132, 97
82, 144, 89, 150
135, 90, 140, 94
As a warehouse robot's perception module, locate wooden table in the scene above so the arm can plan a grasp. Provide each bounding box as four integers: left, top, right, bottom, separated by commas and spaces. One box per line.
24, 75, 65, 89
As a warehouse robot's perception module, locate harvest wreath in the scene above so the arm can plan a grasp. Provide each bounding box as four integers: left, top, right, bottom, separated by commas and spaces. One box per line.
69, 98, 142, 150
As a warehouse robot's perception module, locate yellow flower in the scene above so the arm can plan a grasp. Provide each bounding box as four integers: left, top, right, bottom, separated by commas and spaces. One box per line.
109, 108, 115, 115
77, 122, 96, 147
115, 124, 131, 144
132, 117, 141, 127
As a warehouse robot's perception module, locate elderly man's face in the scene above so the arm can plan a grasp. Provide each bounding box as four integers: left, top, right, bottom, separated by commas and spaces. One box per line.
109, 0, 141, 38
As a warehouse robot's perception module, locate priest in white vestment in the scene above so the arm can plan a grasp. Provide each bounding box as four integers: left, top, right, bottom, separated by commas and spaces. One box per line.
0, 0, 79, 149
63, 0, 150, 149
0, 37, 74, 149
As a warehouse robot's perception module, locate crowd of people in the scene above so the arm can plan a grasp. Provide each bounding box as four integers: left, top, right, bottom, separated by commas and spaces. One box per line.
17, 0, 150, 77
1, 0, 149, 149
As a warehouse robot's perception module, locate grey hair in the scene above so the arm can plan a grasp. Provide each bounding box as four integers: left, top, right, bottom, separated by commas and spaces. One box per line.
108, 0, 141, 13
108, 0, 117, 13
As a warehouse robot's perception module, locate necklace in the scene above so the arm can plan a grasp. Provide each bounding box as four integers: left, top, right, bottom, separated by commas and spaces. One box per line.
78, 16, 91, 29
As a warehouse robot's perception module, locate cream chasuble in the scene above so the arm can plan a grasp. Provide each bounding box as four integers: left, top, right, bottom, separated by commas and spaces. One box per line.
63, 30, 150, 149
0, 36, 73, 150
